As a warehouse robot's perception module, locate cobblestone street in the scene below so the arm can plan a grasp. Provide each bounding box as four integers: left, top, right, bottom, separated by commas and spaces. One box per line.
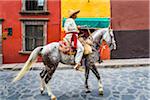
0, 66, 149, 100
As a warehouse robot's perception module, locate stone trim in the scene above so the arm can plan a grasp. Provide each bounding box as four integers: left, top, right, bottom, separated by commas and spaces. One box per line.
20, 20, 48, 52
19, 18, 49, 21
18, 51, 31, 55
0, 20, 3, 64
19, 11, 50, 15
20, 0, 49, 15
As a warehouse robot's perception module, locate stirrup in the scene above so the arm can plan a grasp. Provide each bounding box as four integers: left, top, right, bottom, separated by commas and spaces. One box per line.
74, 65, 84, 72
77, 67, 85, 72
74, 64, 80, 70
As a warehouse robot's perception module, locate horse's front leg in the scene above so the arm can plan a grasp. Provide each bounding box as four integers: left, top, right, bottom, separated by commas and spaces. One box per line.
90, 64, 103, 95
85, 65, 91, 93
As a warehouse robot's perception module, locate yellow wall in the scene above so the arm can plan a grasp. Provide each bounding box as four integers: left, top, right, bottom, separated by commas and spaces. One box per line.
61, 0, 111, 18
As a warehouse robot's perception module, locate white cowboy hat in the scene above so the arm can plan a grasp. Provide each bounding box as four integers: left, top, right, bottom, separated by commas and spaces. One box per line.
68, 9, 80, 18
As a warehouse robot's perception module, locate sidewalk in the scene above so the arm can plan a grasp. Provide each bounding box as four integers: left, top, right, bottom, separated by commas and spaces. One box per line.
0, 58, 150, 71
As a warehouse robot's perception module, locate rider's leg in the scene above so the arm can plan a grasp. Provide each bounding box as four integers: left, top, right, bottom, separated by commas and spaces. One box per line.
74, 40, 84, 70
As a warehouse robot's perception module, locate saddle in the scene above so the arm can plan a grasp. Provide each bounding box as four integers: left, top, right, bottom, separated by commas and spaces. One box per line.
59, 37, 93, 55
58, 38, 76, 55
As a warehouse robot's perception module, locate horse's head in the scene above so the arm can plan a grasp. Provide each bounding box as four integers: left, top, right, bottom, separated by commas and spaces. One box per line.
102, 28, 116, 50
91, 28, 117, 50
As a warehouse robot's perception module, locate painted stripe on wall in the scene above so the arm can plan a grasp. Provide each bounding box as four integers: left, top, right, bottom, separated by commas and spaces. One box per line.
62, 18, 110, 28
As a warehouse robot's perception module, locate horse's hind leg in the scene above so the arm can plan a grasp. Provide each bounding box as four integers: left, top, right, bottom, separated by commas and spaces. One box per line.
90, 64, 103, 95
39, 68, 47, 94
43, 55, 59, 100
44, 64, 58, 100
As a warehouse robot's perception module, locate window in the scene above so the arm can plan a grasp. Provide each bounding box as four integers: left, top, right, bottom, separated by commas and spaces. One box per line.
21, 19, 48, 52
25, 25, 44, 51
21, 0, 49, 14
25, 0, 45, 11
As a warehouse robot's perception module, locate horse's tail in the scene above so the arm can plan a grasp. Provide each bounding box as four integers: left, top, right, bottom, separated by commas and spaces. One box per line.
13, 46, 43, 82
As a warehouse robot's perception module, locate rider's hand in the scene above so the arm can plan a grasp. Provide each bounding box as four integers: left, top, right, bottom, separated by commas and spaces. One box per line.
77, 25, 81, 29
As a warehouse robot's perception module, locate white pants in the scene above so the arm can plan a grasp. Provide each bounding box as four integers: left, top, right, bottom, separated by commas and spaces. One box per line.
65, 34, 84, 64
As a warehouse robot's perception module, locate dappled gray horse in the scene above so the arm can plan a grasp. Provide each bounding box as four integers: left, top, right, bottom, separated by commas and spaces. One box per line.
13, 28, 116, 100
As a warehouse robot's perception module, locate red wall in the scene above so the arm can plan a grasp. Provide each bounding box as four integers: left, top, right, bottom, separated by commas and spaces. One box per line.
0, 0, 61, 63
110, 0, 149, 59
111, 0, 149, 30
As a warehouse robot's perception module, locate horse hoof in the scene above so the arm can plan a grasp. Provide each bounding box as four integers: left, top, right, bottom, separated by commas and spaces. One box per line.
40, 90, 44, 94
99, 90, 103, 96
51, 95, 57, 100
85, 89, 91, 93
86, 90, 91, 93
98, 83, 103, 96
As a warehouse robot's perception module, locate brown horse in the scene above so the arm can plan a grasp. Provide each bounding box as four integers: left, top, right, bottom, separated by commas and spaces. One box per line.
13, 28, 116, 100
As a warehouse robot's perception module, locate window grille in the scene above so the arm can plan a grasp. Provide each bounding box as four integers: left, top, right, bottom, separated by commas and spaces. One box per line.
22, 0, 47, 12
25, 0, 44, 11
25, 25, 44, 51
21, 20, 47, 51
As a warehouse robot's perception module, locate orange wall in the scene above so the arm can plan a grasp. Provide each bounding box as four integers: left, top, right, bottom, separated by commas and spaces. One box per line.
0, 0, 61, 63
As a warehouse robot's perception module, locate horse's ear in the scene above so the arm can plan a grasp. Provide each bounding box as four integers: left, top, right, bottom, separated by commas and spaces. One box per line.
109, 29, 114, 36
108, 28, 113, 32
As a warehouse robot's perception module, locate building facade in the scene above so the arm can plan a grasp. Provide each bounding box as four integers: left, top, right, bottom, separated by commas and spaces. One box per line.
0, 0, 149, 63
0, 0, 61, 63
111, 0, 149, 59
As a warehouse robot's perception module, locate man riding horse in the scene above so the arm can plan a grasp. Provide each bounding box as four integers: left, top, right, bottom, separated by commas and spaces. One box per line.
63, 9, 84, 71
13, 9, 117, 100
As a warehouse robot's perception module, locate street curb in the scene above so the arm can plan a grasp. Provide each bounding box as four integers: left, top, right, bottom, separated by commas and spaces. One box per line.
0, 64, 149, 71
0, 58, 150, 71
